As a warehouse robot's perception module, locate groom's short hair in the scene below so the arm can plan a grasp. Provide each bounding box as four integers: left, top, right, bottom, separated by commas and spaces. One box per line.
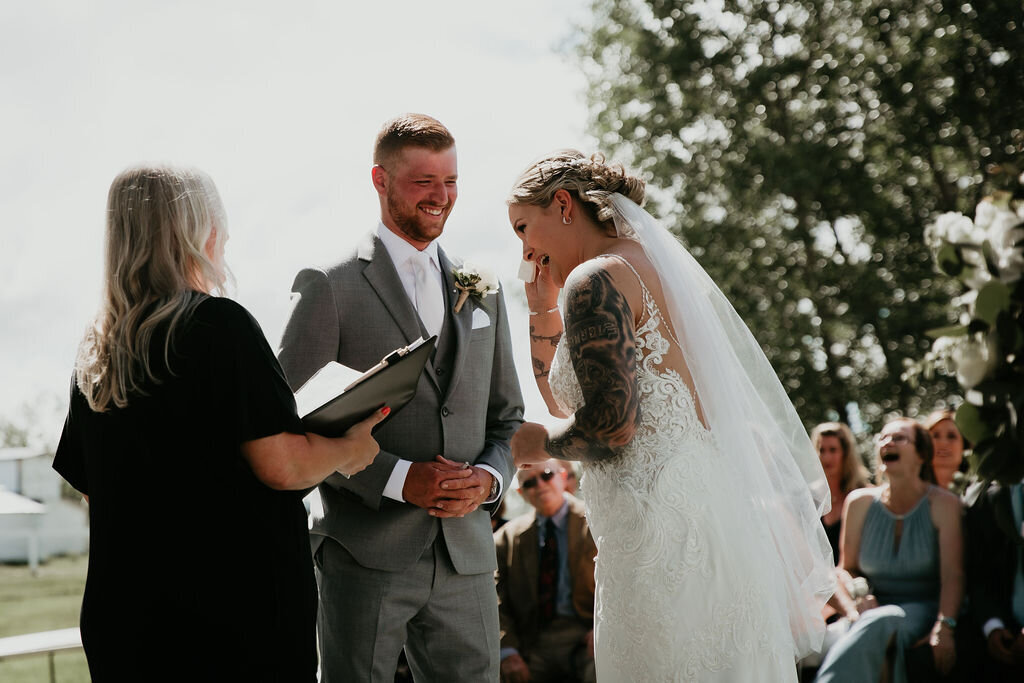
373, 114, 455, 169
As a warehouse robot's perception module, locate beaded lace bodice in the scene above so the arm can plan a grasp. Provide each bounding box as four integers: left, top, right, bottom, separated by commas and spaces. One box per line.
546, 254, 791, 681
548, 254, 716, 494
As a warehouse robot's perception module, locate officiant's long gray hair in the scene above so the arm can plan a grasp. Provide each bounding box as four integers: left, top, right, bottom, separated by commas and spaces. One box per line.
76, 165, 230, 412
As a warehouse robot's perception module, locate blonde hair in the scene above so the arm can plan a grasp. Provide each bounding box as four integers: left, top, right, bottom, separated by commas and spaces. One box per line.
75, 165, 230, 412
507, 150, 646, 226
810, 422, 871, 493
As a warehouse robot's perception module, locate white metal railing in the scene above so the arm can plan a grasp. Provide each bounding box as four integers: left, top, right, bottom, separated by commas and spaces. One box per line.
0, 627, 83, 682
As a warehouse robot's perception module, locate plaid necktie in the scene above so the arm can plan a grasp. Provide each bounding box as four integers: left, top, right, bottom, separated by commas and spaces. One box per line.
538, 518, 559, 622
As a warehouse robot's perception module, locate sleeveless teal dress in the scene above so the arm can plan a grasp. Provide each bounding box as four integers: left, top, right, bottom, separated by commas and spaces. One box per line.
815, 488, 940, 683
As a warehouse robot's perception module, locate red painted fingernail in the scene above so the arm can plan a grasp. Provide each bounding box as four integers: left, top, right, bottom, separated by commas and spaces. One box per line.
381, 406, 391, 416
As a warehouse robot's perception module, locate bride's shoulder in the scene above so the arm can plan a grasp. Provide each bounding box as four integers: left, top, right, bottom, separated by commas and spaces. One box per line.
564, 253, 643, 303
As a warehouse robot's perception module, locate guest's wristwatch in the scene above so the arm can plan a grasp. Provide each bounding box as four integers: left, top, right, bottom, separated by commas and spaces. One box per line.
488, 474, 499, 500
938, 615, 957, 630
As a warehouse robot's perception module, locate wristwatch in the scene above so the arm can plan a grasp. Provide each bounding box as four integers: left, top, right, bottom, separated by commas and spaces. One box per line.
488, 475, 499, 500
938, 615, 957, 630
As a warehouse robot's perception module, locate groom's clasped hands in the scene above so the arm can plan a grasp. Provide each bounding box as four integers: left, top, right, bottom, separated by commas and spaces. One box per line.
402, 454, 495, 518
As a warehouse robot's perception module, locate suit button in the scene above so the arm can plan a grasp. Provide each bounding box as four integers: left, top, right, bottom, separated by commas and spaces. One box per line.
441, 406, 450, 417
435, 367, 444, 376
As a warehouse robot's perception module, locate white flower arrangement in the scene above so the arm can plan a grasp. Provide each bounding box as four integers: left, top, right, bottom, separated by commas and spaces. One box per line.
451, 261, 499, 313
918, 168, 1024, 487
927, 195, 1024, 290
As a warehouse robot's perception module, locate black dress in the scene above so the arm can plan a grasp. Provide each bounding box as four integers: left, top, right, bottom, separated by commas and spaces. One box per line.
822, 517, 841, 565
54, 296, 316, 682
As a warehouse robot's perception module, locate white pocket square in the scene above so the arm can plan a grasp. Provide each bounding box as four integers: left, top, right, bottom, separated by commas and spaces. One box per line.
471, 308, 491, 329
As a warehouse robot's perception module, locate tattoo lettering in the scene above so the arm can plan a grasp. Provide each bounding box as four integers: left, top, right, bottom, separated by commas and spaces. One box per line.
566, 321, 617, 348
545, 269, 641, 463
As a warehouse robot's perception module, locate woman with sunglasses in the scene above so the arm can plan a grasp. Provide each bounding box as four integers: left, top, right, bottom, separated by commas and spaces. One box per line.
815, 418, 964, 682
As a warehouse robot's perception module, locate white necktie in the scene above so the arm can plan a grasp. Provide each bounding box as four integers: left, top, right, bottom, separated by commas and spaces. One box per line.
411, 252, 444, 338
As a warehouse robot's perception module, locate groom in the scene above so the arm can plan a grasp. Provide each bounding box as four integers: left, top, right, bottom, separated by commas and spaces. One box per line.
278, 113, 523, 682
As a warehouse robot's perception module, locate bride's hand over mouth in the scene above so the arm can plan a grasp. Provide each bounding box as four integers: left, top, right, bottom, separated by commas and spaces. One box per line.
523, 258, 560, 314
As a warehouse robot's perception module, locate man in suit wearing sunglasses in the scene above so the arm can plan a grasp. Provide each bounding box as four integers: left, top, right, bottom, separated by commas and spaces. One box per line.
493, 460, 597, 683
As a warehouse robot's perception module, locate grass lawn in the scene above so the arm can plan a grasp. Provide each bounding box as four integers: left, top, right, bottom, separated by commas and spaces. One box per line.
0, 554, 90, 682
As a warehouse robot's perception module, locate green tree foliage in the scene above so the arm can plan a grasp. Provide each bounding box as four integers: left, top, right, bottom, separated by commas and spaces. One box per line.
576, 0, 1023, 433
0, 394, 64, 450
0, 416, 33, 449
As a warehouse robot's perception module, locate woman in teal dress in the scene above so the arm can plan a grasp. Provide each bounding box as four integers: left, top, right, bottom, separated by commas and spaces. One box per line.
816, 417, 963, 682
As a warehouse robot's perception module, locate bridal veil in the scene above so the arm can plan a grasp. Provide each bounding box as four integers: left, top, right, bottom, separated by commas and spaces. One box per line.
608, 193, 836, 657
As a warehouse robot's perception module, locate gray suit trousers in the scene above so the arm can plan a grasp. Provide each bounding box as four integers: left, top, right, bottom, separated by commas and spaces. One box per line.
316, 536, 499, 682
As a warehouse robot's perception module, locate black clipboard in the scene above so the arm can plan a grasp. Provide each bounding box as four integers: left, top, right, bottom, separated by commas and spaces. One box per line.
295, 335, 437, 437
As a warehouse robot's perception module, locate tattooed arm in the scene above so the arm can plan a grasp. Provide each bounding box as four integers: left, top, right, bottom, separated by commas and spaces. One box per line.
544, 262, 641, 463
529, 308, 569, 418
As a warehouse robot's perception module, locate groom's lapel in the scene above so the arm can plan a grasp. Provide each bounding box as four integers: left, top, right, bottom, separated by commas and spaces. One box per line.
359, 233, 426, 347
438, 247, 472, 401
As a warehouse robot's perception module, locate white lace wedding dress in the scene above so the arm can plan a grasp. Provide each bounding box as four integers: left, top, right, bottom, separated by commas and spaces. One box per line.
548, 255, 798, 682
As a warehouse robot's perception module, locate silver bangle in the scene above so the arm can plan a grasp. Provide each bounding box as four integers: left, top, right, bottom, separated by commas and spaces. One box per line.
528, 306, 559, 316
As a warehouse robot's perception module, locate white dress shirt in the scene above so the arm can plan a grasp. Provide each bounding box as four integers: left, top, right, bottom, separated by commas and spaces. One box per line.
375, 223, 503, 504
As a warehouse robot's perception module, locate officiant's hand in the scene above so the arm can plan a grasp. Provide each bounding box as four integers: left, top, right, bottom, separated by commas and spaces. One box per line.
404, 458, 474, 511
429, 455, 492, 518
336, 407, 390, 476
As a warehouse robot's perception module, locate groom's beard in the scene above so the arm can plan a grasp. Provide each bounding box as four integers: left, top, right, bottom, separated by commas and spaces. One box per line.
386, 186, 450, 244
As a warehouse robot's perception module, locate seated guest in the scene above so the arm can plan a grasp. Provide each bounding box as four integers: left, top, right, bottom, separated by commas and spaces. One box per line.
925, 409, 970, 492
965, 479, 1024, 682
564, 462, 580, 496
494, 459, 597, 683
813, 421, 872, 564
815, 418, 963, 683
492, 499, 510, 532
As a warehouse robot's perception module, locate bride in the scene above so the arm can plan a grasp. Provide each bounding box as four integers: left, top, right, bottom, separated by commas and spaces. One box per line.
508, 151, 835, 681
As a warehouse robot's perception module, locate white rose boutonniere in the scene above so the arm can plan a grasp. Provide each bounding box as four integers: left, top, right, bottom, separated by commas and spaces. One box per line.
452, 261, 499, 313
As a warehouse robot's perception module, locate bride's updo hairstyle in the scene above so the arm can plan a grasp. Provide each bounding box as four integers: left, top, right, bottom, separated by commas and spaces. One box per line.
508, 150, 646, 229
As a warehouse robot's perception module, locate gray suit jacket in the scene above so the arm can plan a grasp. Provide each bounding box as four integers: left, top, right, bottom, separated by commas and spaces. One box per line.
278, 231, 524, 575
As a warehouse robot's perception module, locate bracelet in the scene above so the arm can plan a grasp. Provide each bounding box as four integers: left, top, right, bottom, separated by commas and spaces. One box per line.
937, 615, 957, 630
528, 306, 559, 316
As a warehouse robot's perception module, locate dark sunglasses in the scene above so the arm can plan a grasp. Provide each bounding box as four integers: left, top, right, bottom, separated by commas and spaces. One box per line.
520, 469, 556, 490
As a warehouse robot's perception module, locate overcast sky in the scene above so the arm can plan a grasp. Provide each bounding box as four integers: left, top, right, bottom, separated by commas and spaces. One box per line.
0, 0, 595, 441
